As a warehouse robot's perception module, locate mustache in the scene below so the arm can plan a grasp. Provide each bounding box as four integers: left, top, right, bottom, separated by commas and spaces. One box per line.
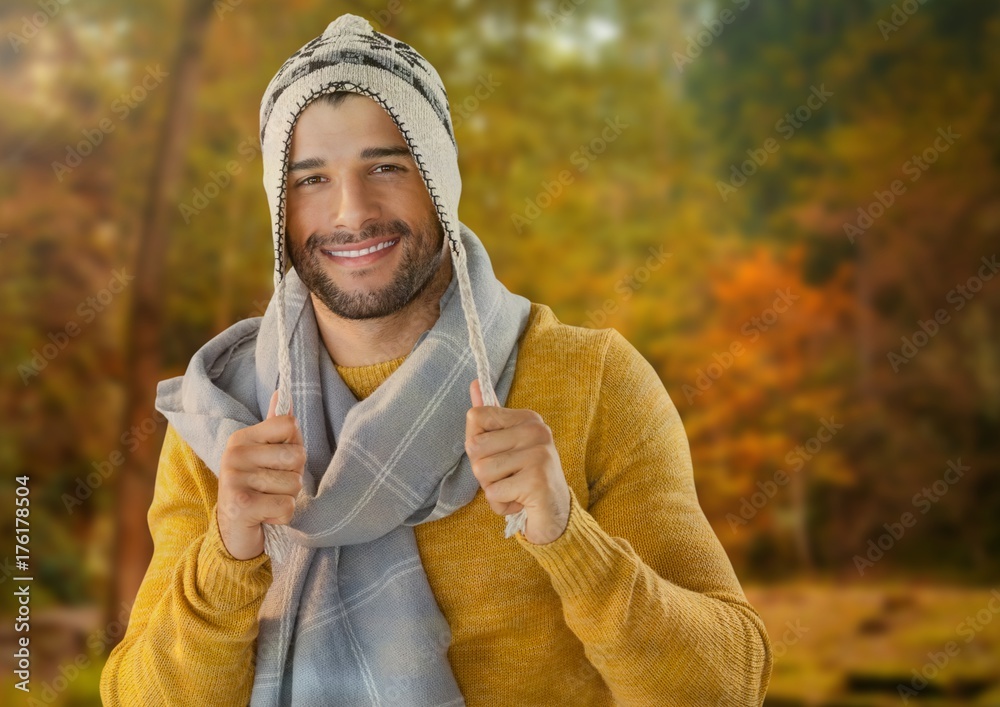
305, 219, 411, 250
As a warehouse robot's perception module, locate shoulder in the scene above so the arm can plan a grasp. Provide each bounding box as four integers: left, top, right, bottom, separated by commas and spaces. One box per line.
513, 301, 670, 435
518, 302, 615, 368
151, 422, 220, 522
518, 302, 679, 437
513, 302, 685, 499
159, 422, 210, 474
518, 302, 653, 389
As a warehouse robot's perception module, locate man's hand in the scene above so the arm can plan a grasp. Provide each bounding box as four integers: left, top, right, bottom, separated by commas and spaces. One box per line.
217, 390, 306, 560
466, 379, 570, 545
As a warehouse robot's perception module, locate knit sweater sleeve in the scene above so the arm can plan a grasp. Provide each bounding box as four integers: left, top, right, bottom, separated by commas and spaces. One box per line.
99, 423, 273, 706
514, 328, 773, 706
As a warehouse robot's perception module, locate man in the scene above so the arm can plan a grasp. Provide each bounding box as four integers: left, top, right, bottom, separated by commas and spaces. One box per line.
100, 13, 772, 706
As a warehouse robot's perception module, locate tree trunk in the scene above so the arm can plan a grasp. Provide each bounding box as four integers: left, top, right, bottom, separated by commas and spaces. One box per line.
108, 0, 217, 649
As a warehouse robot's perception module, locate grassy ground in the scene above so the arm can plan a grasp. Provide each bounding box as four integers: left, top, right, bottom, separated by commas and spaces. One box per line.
746, 583, 1000, 706
2, 582, 998, 705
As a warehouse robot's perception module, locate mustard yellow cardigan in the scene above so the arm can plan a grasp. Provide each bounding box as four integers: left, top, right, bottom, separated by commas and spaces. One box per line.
100, 302, 772, 705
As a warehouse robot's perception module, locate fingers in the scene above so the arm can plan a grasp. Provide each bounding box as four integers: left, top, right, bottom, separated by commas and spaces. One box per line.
469, 379, 484, 408
465, 404, 506, 439
239, 412, 302, 445
227, 438, 306, 472
222, 488, 298, 527
466, 402, 541, 441
466, 422, 545, 462
258, 491, 297, 525
481, 473, 526, 516
218, 394, 306, 558
469, 446, 538, 487
266, 389, 295, 424
243, 466, 303, 497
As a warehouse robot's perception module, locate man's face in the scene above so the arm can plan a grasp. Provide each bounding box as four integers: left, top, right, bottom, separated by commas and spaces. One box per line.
285, 93, 447, 320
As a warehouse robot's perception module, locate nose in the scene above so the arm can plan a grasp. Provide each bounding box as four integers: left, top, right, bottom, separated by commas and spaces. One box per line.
331, 171, 381, 234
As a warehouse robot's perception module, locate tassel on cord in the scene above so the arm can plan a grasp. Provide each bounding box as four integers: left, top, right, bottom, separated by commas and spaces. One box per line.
451, 238, 529, 539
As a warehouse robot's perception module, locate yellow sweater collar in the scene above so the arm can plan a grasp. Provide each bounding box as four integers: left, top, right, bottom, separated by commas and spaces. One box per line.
333, 354, 409, 401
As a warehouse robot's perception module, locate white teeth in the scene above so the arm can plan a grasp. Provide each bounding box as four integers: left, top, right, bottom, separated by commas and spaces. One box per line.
325, 239, 398, 258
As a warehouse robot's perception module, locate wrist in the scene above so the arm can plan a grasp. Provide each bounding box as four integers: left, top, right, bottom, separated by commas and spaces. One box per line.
193, 505, 273, 612
216, 506, 266, 561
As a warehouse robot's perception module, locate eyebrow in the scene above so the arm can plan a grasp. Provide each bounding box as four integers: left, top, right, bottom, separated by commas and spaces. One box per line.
288, 145, 412, 173
360, 145, 412, 161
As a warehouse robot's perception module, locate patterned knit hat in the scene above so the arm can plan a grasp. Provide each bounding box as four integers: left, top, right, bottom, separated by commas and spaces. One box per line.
258, 14, 527, 536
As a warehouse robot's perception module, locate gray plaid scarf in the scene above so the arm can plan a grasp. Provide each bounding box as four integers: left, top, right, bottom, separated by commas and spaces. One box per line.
156, 222, 529, 705
154, 13, 535, 705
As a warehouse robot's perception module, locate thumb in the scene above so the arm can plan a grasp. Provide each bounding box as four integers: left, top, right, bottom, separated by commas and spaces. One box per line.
469, 378, 484, 408
266, 389, 279, 419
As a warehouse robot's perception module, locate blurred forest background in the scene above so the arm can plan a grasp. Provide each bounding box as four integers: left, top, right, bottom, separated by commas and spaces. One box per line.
1, 0, 998, 704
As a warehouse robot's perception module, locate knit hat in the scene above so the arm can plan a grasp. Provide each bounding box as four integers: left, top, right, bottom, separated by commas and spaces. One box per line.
258, 14, 527, 542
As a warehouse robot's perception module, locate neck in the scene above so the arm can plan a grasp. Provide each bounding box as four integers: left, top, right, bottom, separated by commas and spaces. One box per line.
312, 252, 454, 367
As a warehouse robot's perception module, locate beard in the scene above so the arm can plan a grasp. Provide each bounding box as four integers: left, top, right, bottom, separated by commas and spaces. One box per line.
287, 215, 446, 321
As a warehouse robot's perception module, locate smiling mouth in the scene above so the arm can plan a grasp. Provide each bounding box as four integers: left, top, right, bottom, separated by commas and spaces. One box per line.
322, 238, 400, 258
